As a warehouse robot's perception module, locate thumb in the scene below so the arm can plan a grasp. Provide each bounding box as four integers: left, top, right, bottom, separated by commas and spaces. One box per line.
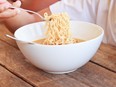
12, 0, 21, 7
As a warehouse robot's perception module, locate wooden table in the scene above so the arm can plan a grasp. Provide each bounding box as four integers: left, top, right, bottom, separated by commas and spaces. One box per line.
0, 23, 116, 87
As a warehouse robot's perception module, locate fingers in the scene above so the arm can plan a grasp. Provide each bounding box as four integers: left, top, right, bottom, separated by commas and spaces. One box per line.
0, 0, 22, 22
12, 0, 22, 7
0, 2, 11, 12
0, 8, 19, 18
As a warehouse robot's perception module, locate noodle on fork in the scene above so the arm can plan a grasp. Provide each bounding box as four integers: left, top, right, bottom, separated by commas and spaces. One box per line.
43, 12, 75, 45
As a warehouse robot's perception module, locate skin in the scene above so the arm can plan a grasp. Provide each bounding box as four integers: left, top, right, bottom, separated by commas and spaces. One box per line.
10, 0, 59, 11
20, 0, 59, 11
0, 0, 59, 33
5, 7, 51, 33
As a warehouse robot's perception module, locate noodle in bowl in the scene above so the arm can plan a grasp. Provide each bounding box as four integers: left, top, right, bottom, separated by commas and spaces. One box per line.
14, 21, 104, 74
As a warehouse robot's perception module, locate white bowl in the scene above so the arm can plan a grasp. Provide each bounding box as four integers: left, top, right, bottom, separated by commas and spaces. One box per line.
14, 21, 104, 74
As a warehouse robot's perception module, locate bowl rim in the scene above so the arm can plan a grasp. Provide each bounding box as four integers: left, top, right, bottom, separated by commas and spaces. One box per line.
14, 21, 104, 47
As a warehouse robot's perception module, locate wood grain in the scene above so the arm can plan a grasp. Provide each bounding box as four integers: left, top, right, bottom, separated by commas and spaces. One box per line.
39, 76, 90, 87
68, 63, 116, 87
0, 40, 69, 86
0, 23, 116, 87
0, 65, 32, 87
0, 39, 116, 87
0, 23, 18, 48
92, 43, 116, 72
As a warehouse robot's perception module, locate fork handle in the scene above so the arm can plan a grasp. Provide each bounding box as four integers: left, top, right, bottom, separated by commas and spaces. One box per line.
9, 6, 45, 20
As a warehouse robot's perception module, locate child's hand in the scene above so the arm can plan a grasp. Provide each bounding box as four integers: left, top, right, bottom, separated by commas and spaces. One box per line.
0, 0, 21, 22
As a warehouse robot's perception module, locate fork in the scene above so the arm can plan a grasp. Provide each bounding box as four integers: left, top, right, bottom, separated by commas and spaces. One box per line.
9, 6, 45, 21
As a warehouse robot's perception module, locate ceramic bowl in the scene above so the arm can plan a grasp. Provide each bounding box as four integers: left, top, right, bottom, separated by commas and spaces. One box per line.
14, 21, 104, 74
